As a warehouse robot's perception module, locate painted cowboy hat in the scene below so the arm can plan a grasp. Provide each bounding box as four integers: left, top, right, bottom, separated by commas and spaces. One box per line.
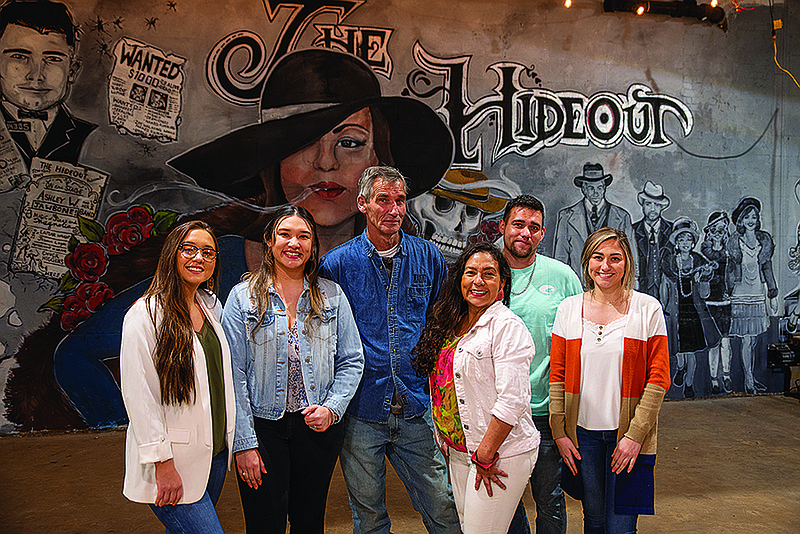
669, 216, 700, 245
704, 211, 729, 232
637, 180, 670, 208
169, 49, 454, 200
731, 197, 761, 225
574, 163, 613, 188
431, 169, 511, 214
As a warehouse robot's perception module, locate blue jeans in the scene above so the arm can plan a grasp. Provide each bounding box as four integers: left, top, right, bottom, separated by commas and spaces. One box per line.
149, 448, 227, 534
575, 427, 638, 534
339, 410, 461, 534
507, 415, 566, 534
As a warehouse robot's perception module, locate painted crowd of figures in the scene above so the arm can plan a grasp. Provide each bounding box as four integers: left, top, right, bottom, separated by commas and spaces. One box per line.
550, 166, 777, 398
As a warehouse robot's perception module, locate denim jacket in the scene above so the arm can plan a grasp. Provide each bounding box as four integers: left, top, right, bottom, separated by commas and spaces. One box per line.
222, 277, 364, 453
320, 230, 447, 423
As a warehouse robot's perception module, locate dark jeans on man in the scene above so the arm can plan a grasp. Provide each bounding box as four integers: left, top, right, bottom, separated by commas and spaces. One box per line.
237, 412, 345, 534
507, 415, 567, 534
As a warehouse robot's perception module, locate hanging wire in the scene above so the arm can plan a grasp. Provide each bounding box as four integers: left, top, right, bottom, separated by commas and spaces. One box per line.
769, 0, 800, 89
666, 108, 777, 160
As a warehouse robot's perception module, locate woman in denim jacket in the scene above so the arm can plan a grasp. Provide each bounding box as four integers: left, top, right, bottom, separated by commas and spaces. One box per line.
222, 206, 364, 533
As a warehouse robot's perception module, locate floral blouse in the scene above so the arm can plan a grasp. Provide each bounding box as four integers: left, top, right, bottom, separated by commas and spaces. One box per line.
430, 337, 467, 452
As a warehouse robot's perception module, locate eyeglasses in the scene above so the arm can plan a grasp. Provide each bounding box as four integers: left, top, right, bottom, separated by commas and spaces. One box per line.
178, 244, 218, 262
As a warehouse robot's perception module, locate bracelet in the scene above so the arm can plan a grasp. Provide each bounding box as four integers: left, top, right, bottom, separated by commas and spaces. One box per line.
470, 450, 499, 469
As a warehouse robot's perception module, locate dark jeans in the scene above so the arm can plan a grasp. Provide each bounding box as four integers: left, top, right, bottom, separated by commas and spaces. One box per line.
575, 426, 638, 534
149, 448, 227, 534
507, 415, 566, 534
237, 412, 345, 534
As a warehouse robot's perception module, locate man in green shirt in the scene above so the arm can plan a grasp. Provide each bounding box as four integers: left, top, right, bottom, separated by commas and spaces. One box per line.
502, 195, 582, 534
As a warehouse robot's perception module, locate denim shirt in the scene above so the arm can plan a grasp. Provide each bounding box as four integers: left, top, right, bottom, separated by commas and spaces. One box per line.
320, 230, 447, 423
222, 277, 364, 453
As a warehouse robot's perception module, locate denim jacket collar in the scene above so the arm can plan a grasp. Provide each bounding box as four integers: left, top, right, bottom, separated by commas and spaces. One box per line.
358, 229, 408, 259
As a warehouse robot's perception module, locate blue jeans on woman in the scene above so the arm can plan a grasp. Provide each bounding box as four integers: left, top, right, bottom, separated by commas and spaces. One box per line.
149, 448, 227, 534
575, 427, 638, 534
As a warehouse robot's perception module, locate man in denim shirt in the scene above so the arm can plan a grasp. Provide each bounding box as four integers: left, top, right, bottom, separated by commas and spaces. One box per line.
320, 166, 460, 534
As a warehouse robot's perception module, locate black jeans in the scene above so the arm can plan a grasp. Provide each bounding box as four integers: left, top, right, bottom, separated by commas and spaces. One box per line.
237, 412, 345, 534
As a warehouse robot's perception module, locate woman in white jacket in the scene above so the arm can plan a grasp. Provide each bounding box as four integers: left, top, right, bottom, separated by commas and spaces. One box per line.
121, 220, 235, 532
414, 242, 540, 534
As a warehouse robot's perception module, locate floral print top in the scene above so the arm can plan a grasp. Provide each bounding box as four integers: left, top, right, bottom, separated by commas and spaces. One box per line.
430, 337, 467, 452
286, 321, 309, 412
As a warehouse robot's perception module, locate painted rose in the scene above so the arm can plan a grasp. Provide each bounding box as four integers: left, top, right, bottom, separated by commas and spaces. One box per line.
61, 294, 91, 331
102, 206, 154, 255
76, 282, 114, 312
470, 219, 501, 245
65, 243, 108, 282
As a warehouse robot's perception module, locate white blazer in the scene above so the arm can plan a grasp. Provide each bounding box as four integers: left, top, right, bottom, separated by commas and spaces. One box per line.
121, 290, 235, 504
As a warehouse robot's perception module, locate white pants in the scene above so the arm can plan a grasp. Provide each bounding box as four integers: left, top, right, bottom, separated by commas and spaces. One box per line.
449, 448, 538, 534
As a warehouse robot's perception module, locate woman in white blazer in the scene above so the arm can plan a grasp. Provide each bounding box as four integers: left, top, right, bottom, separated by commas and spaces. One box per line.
121, 221, 235, 533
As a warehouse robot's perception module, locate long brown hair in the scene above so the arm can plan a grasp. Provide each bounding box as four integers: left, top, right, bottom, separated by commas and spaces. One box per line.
245, 206, 325, 336
413, 242, 510, 377
143, 220, 220, 405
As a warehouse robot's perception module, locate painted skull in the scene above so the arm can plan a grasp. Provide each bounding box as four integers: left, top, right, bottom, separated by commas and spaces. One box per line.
407, 192, 483, 261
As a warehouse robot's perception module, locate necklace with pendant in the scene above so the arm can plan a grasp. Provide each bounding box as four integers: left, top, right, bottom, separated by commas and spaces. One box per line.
511, 256, 537, 296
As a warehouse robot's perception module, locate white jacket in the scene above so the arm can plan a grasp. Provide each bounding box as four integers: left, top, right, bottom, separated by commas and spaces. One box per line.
444, 301, 540, 458
121, 291, 235, 504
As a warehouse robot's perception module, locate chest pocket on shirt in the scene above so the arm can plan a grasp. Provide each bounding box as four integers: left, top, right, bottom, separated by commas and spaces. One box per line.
462, 341, 495, 385
407, 284, 431, 325
245, 311, 276, 354
307, 308, 338, 385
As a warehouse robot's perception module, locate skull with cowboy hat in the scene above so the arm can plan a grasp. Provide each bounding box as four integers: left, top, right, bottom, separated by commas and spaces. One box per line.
574, 162, 613, 188
430, 169, 518, 214
637, 181, 671, 209
169, 48, 454, 201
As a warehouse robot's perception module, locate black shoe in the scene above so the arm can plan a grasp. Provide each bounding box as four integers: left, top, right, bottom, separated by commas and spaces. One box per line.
711, 384, 721, 395
754, 379, 767, 392
673, 367, 685, 387
684, 385, 694, 398
723, 377, 732, 392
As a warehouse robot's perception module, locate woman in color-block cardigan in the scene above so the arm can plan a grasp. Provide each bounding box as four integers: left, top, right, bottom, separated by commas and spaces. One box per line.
549, 227, 670, 533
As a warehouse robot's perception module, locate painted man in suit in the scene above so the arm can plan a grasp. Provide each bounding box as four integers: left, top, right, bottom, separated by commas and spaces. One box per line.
554, 162, 636, 279
632, 180, 673, 301
0, 1, 96, 169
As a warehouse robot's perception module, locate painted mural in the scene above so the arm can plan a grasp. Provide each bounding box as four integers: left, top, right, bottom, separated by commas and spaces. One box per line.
0, 0, 798, 431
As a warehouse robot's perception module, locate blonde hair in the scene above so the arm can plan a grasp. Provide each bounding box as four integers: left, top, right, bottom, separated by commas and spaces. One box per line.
580, 227, 635, 291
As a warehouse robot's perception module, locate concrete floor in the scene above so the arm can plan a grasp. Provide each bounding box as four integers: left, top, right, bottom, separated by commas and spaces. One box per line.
0, 395, 798, 533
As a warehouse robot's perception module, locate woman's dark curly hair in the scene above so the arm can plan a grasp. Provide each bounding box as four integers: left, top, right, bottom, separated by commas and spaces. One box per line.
412, 242, 510, 377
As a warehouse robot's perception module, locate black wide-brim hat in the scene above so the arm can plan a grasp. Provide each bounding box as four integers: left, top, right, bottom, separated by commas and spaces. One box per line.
169, 49, 454, 200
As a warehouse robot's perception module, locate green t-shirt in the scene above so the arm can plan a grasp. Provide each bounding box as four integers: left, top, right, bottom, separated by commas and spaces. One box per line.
508, 254, 582, 416
197, 319, 226, 456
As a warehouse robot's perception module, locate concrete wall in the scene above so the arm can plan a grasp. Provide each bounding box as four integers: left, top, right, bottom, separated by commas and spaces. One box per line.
0, 0, 797, 430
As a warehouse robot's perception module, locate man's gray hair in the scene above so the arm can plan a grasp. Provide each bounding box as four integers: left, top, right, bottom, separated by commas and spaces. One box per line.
358, 166, 408, 201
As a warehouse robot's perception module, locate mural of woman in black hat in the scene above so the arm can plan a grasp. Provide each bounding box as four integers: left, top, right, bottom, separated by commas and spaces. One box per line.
169, 47, 453, 257
660, 217, 721, 398
726, 197, 778, 394
11, 48, 453, 430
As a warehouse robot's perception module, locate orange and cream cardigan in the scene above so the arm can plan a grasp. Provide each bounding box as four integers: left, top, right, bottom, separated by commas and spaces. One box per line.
549, 291, 671, 457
